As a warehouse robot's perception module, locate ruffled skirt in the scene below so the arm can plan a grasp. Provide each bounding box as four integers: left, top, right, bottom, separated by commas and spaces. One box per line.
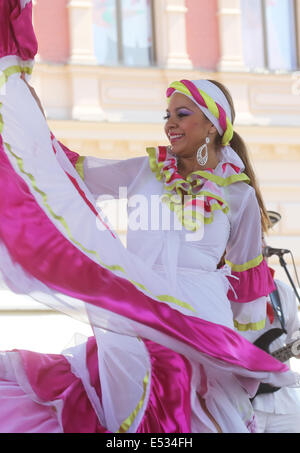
0, 334, 263, 433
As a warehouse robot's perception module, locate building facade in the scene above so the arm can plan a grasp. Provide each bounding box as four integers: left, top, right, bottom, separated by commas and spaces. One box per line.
30, 0, 300, 284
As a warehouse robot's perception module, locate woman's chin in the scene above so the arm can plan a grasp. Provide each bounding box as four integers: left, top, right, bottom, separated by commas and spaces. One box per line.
169, 143, 186, 155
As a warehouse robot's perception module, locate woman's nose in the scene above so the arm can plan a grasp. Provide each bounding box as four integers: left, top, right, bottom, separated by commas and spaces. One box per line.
166, 115, 178, 129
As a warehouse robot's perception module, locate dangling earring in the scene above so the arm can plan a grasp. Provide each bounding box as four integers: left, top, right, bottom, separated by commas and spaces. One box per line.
197, 137, 210, 167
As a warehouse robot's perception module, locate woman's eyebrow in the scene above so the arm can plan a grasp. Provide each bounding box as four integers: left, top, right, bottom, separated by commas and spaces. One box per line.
165, 106, 195, 112
176, 106, 194, 110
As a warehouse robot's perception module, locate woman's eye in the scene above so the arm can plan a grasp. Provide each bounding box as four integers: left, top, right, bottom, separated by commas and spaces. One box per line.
163, 113, 188, 120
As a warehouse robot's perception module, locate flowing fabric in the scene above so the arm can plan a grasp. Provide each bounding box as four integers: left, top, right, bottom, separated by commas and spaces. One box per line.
0, 0, 299, 434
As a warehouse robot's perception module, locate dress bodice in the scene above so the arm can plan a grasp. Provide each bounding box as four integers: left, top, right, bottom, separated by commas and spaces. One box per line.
126, 156, 231, 276
126, 209, 230, 273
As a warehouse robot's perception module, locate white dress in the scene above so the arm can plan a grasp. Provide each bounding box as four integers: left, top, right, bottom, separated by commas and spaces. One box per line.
0, 0, 299, 434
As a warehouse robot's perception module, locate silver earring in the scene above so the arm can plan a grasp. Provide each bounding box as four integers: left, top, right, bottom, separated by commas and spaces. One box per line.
197, 137, 210, 166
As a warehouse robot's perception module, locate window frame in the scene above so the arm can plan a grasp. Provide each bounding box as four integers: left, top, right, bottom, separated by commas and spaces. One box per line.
94, 0, 156, 67
242, 0, 299, 72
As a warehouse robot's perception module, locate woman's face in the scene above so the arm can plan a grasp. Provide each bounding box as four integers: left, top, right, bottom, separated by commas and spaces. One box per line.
164, 93, 214, 158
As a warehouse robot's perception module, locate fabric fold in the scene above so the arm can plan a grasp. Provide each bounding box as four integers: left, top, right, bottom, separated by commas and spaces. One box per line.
0, 0, 37, 61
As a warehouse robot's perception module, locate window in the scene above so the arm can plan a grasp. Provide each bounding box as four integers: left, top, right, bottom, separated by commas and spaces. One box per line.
241, 0, 298, 72
92, 0, 155, 67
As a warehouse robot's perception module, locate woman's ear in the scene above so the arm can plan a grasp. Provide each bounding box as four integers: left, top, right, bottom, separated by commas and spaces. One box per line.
208, 123, 218, 140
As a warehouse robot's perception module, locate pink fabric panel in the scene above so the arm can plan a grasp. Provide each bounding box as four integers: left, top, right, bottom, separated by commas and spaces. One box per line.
19, 349, 109, 433
0, 379, 61, 433
227, 259, 276, 303
137, 339, 192, 433
0, 0, 37, 60
0, 141, 288, 375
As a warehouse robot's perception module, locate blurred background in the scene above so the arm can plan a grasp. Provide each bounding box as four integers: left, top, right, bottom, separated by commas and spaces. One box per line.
1, 0, 300, 366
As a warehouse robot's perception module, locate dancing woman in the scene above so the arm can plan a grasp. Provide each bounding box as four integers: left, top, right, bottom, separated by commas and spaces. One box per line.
0, 0, 299, 433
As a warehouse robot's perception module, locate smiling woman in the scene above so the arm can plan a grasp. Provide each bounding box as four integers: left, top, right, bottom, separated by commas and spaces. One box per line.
164, 94, 220, 178
0, 0, 299, 435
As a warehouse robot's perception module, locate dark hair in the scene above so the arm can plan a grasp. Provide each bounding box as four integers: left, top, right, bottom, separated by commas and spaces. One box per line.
208, 79, 271, 233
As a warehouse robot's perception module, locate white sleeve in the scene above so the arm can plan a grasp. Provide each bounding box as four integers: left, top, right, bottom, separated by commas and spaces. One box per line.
225, 185, 275, 332
54, 137, 147, 199
82, 155, 147, 199
225, 187, 262, 272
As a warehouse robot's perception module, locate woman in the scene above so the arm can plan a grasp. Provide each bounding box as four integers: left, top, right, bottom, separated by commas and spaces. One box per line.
0, 0, 299, 433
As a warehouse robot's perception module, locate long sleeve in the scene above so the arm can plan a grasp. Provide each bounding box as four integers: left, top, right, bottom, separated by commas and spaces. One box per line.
52, 136, 147, 199
225, 185, 275, 331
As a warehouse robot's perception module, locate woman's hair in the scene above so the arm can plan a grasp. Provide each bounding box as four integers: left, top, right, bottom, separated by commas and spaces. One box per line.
208, 79, 271, 233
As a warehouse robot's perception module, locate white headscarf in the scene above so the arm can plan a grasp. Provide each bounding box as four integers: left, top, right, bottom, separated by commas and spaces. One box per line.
167, 79, 233, 143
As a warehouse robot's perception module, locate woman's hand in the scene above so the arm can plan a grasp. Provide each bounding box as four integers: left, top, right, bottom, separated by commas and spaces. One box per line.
20, 73, 46, 118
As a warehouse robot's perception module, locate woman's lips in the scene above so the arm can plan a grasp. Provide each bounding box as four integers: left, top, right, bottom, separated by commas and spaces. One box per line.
169, 134, 185, 144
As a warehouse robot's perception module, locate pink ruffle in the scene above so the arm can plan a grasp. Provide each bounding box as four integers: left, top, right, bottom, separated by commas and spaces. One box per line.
227, 259, 276, 303
6, 338, 193, 433
0, 0, 37, 61
137, 339, 192, 433
7, 337, 258, 433
18, 338, 109, 433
